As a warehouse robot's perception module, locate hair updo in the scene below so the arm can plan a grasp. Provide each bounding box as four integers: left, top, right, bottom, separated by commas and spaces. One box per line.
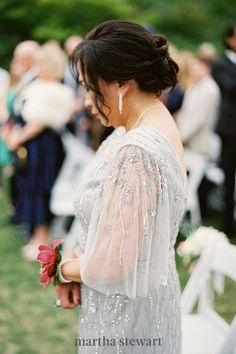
72, 20, 178, 117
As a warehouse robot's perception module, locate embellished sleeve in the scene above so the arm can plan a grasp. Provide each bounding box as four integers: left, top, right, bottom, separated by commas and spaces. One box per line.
79, 144, 171, 298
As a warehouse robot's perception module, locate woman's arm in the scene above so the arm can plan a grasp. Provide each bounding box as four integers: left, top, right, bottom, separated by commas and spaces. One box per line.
76, 145, 159, 295
60, 257, 82, 283
55, 249, 82, 309
7, 122, 45, 151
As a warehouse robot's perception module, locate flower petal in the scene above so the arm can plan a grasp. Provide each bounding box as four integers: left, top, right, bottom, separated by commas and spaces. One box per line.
47, 263, 57, 277
39, 273, 51, 288
37, 250, 57, 264
52, 239, 64, 250
38, 245, 52, 251
39, 265, 47, 274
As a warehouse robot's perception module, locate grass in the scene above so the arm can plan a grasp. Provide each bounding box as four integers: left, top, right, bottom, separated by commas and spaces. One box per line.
0, 176, 236, 353
176, 254, 236, 324
0, 178, 78, 354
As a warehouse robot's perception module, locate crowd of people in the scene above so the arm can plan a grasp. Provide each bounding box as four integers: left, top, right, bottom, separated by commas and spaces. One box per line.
0, 36, 108, 260
0, 22, 235, 264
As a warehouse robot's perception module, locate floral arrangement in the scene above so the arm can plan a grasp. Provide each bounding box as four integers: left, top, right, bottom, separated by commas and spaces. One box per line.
37, 239, 64, 288
177, 226, 229, 270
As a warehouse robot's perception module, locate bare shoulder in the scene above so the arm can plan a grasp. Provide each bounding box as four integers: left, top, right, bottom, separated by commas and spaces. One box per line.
139, 106, 186, 172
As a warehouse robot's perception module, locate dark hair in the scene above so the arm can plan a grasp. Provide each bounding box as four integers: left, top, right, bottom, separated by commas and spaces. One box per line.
223, 23, 236, 49
72, 20, 178, 119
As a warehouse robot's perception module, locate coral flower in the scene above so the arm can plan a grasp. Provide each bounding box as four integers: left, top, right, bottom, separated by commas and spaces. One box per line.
37, 239, 63, 288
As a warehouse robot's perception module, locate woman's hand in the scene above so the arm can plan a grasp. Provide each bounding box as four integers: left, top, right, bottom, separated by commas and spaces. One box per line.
56, 282, 81, 309
55, 248, 82, 308
6, 127, 22, 152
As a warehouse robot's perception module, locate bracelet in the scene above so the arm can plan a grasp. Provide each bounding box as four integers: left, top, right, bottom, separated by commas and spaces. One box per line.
57, 258, 74, 284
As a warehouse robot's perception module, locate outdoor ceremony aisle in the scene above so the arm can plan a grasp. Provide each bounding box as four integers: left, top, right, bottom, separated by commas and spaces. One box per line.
0, 180, 78, 354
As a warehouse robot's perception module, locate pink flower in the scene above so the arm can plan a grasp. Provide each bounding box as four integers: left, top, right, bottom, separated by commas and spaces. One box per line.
37, 239, 63, 288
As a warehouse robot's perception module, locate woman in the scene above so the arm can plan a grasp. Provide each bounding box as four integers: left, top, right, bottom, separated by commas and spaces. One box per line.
56, 20, 187, 353
7, 45, 74, 260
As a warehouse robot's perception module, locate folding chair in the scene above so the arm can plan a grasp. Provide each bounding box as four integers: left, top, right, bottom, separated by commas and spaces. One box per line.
184, 148, 208, 225
50, 131, 94, 246
181, 242, 236, 354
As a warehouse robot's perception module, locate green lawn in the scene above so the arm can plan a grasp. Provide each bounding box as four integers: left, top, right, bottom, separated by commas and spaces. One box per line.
0, 177, 236, 353
0, 179, 78, 354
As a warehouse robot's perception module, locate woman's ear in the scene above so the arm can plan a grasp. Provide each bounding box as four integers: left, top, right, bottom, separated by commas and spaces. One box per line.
118, 81, 124, 88
117, 80, 132, 98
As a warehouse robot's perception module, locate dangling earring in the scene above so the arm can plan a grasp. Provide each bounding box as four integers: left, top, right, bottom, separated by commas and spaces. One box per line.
119, 92, 123, 114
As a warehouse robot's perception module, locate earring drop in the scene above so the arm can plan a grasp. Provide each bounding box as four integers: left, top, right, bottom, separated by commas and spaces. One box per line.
119, 92, 123, 114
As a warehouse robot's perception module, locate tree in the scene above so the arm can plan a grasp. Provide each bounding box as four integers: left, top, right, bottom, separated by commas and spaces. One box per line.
1, 0, 235, 69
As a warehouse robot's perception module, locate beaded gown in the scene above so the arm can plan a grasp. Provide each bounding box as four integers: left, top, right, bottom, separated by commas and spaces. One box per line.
74, 126, 187, 354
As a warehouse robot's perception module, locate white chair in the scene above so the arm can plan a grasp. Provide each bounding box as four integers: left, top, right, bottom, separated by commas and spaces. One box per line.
218, 315, 236, 354
181, 242, 236, 354
50, 131, 94, 216
49, 131, 94, 245
184, 148, 208, 225
207, 133, 222, 163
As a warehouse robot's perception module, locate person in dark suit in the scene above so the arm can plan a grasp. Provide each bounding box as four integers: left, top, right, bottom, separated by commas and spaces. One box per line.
212, 23, 236, 238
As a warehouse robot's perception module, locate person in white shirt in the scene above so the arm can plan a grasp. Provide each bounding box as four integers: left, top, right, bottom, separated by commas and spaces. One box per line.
177, 56, 220, 157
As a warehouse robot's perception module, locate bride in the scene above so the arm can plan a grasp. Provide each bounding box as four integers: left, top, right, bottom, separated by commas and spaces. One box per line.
55, 20, 187, 353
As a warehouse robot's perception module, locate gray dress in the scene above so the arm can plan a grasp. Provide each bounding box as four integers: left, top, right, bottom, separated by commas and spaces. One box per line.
73, 126, 187, 354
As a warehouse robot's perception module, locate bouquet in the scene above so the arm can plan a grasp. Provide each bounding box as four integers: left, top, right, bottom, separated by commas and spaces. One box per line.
37, 239, 64, 288
177, 226, 229, 271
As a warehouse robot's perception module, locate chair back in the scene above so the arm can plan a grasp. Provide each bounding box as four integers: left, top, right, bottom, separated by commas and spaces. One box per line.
181, 243, 236, 315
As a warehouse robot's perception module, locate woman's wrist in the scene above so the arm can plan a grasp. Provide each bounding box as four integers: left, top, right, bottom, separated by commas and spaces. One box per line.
57, 250, 78, 283
60, 257, 81, 283
57, 258, 74, 283
63, 249, 77, 259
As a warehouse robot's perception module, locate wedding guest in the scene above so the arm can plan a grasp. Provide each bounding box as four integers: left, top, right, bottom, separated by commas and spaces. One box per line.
53, 20, 187, 354
12, 40, 39, 90
63, 36, 90, 145
6, 45, 74, 260
212, 23, 236, 237
0, 67, 10, 191
165, 51, 193, 118
0, 67, 10, 122
197, 42, 217, 64
64, 35, 82, 93
3, 40, 39, 220
177, 56, 220, 157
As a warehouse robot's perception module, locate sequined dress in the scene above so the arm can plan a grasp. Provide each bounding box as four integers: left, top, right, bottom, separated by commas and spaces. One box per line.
73, 126, 187, 353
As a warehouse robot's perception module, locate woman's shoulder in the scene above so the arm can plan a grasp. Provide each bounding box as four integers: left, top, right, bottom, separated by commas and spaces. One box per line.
120, 126, 173, 155
96, 126, 126, 152
117, 126, 187, 183
112, 127, 173, 169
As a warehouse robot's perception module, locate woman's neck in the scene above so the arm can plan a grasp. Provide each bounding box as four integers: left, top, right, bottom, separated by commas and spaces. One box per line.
124, 95, 162, 132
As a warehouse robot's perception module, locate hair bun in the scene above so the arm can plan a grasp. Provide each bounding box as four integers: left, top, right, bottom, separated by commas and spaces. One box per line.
153, 34, 167, 47
152, 34, 168, 56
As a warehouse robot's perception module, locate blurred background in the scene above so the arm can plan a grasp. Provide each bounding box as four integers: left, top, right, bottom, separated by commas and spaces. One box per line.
0, 0, 236, 68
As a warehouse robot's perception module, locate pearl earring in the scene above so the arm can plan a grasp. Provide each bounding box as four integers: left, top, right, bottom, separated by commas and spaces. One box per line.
119, 92, 123, 114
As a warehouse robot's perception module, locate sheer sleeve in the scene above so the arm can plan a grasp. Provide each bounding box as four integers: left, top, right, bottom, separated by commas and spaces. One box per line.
78, 144, 171, 298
